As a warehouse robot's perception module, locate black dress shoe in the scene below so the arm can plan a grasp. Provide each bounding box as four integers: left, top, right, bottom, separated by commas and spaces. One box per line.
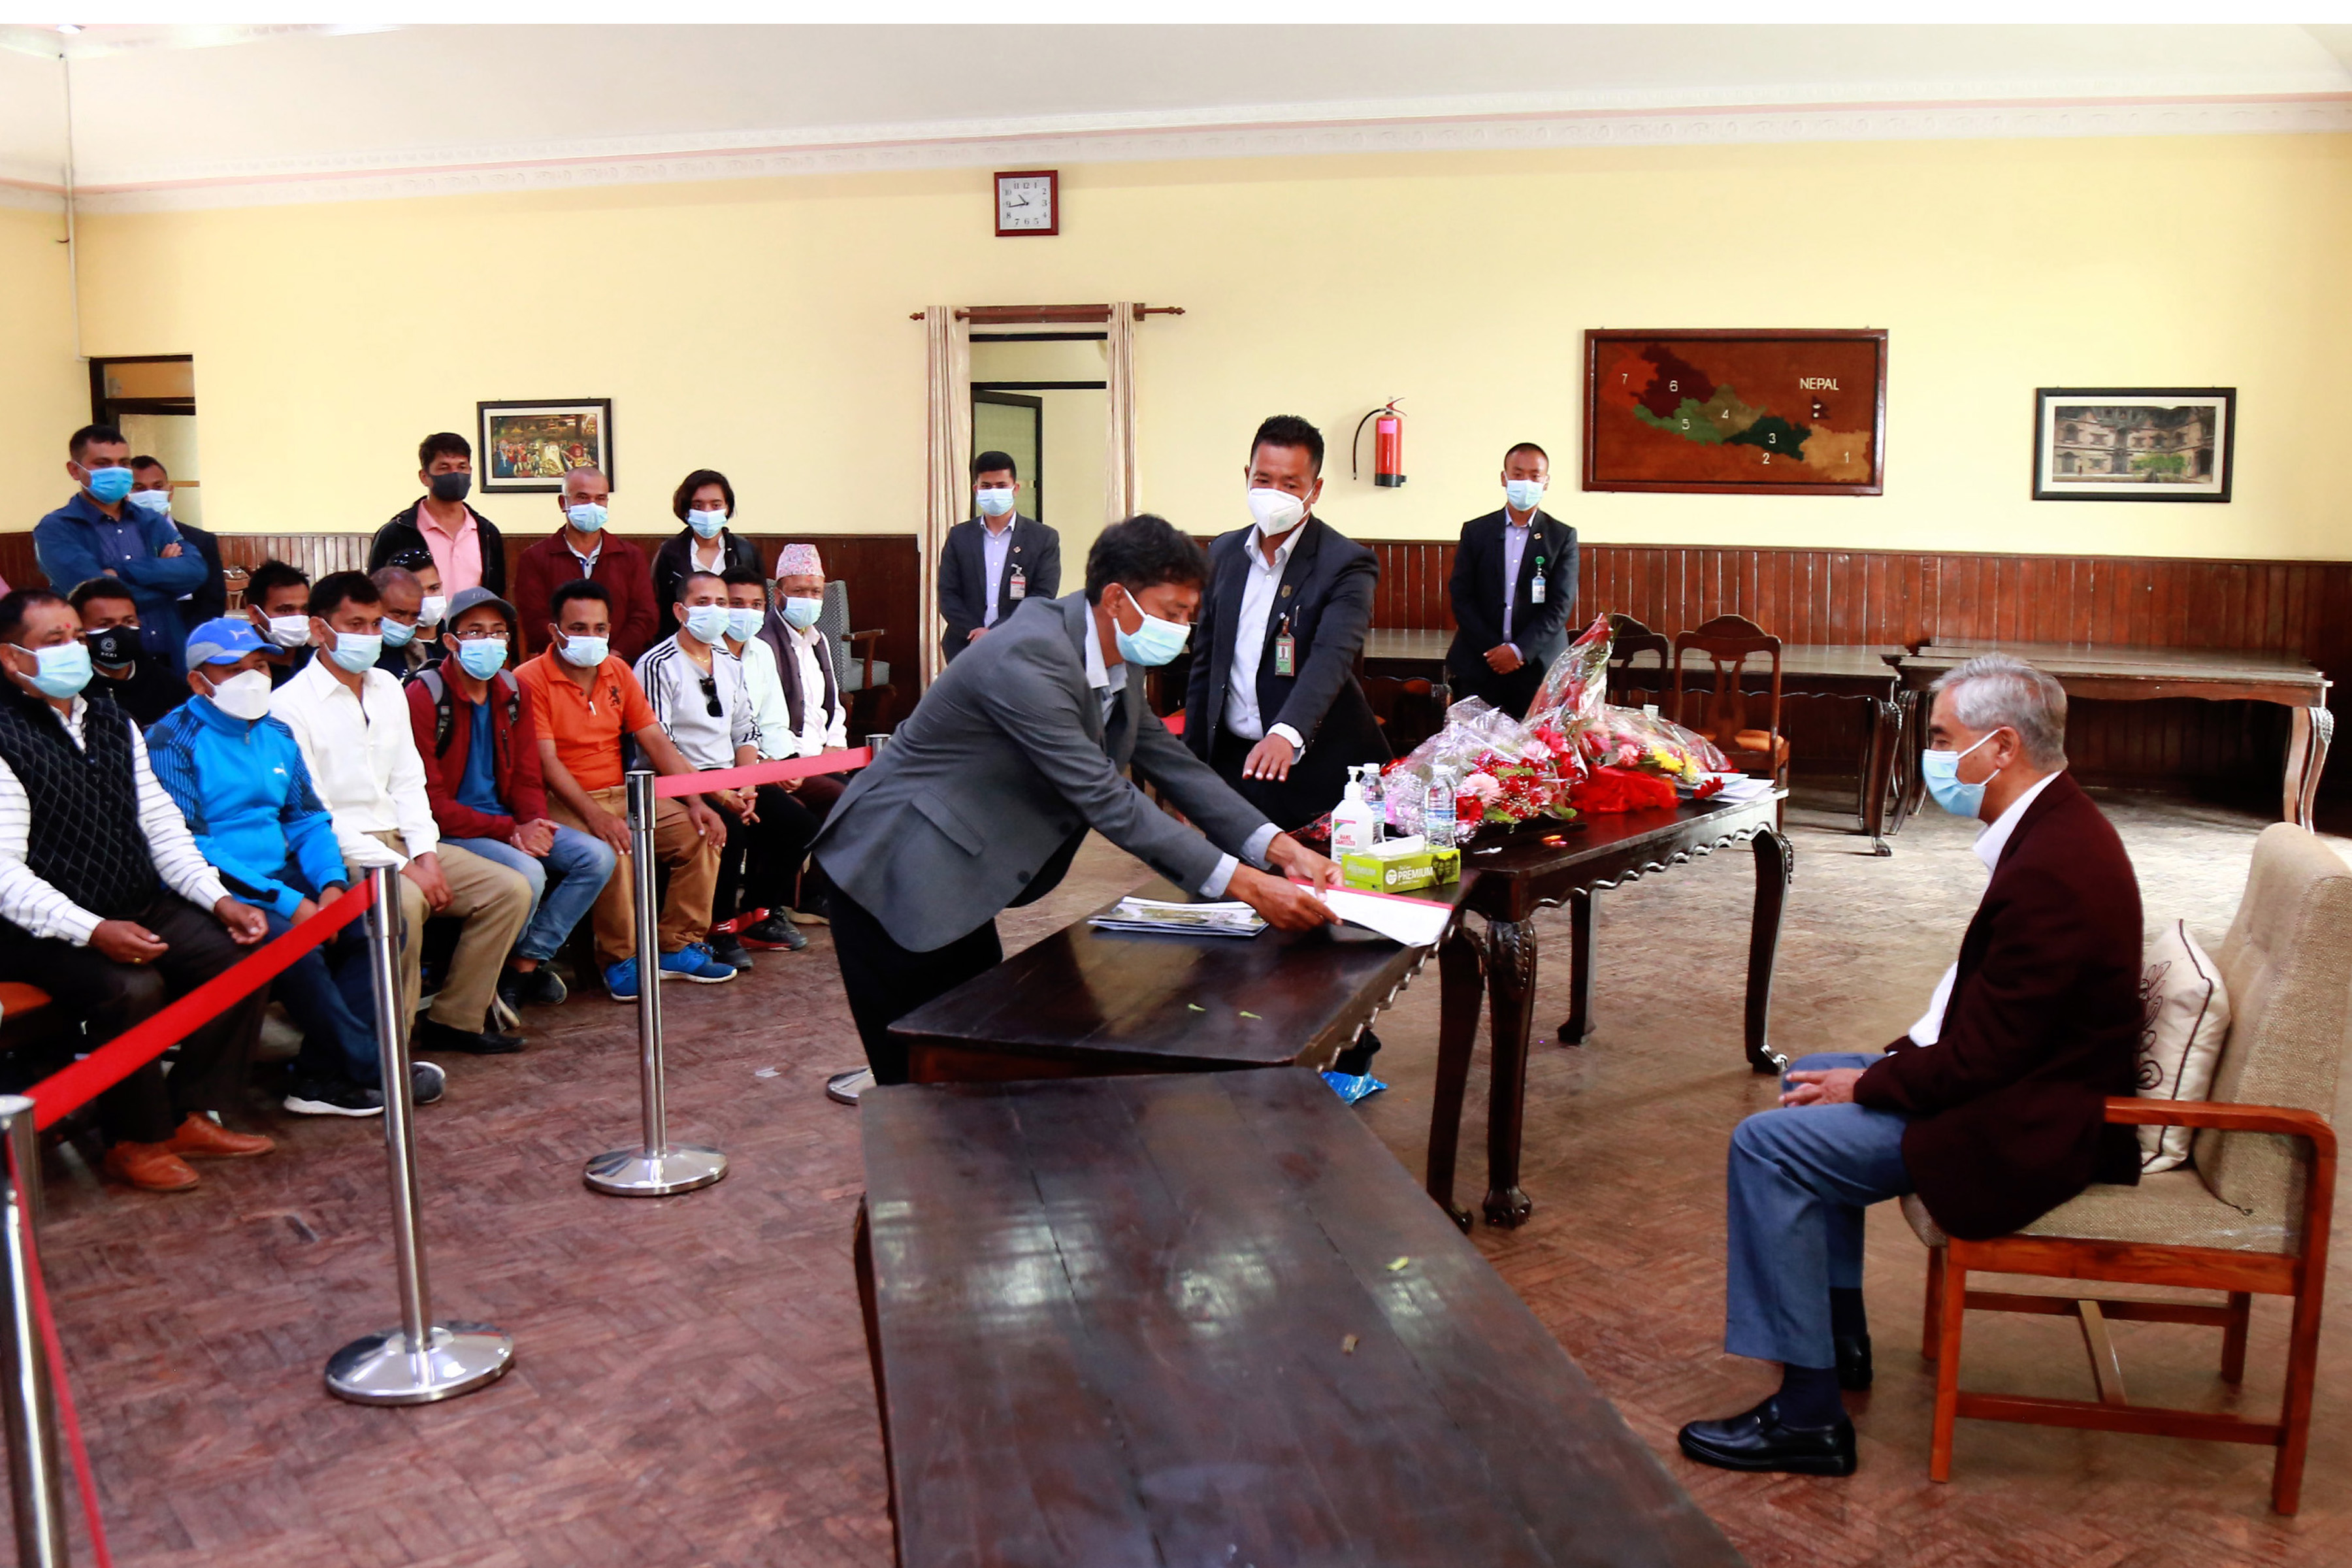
1331, 1029, 1383, 1078
1835, 1333, 1873, 1392
1677, 1397, 1857, 1477
412, 1017, 526, 1056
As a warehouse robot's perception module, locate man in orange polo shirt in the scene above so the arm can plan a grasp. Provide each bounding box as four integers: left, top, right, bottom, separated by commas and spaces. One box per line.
517, 578, 733, 1001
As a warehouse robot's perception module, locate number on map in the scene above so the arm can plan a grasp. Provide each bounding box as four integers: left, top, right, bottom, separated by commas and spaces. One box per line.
1767, 432, 1775, 445
1762, 453, 1771, 465
1669, 380, 1678, 393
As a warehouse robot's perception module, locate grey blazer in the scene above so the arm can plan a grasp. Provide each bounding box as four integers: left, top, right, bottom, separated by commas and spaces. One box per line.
811, 591, 1275, 953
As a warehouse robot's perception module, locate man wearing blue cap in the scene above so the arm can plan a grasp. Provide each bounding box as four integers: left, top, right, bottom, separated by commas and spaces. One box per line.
148, 618, 446, 1116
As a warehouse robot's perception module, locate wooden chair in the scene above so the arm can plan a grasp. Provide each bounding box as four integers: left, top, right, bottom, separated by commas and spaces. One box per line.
1605, 613, 1673, 708
1904, 823, 2351, 1513
1669, 614, 1789, 787
818, 580, 895, 735
1360, 674, 1452, 759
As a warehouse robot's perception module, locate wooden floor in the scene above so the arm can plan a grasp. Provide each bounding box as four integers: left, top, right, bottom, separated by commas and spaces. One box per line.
29, 786, 2352, 1567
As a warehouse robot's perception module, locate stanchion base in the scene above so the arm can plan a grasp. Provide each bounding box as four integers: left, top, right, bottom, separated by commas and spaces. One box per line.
583, 1144, 728, 1197
325, 1322, 514, 1405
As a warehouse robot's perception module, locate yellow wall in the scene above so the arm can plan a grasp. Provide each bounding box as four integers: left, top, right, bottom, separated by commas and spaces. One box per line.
46, 133, 2352, 561
1, 204, 88, 542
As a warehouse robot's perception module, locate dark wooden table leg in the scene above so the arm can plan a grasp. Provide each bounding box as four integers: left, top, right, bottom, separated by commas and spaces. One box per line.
1887, 688, 1925, 835
1426, 924, 1484, 1232
1557, 888, 1597, 1044
1483, 916, 1538, 1228
853, 1200, 900, 1540
2286, 704, 2334, 830
1863, 696, 1897, 857
1744, 828, 1792, 1074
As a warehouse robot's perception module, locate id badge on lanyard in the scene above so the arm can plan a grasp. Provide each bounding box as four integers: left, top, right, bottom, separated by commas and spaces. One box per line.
1273, 613, 1296, 678
1530, 554, 1547, 605
1008, 564, 1026, 602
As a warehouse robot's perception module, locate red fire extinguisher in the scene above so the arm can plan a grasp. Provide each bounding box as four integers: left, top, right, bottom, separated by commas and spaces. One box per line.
1351, 399, 1407, 488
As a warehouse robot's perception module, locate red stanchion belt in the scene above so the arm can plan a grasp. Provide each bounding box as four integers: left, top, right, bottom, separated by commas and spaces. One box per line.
651, 745, 873, 800
25, 879, 378, 1130
6, 1136, 114, 1568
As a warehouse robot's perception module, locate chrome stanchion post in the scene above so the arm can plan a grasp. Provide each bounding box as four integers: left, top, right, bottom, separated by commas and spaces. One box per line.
0, 1097, 66, 1567
327, 868, 514, 1405
583, 770, 727, 1197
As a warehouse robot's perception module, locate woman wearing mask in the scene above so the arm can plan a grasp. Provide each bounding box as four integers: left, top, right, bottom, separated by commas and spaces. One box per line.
653, 469, 761, 641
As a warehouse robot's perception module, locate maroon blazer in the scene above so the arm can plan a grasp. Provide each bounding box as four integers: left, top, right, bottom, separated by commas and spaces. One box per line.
1855, 770, 2144, 1241
510, 529, 661, 666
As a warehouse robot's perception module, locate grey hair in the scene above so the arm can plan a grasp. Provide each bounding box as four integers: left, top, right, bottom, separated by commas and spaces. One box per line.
1929, 653, 2068, 768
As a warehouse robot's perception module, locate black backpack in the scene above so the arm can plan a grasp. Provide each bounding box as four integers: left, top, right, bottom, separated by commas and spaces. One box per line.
412, 666, 522, 758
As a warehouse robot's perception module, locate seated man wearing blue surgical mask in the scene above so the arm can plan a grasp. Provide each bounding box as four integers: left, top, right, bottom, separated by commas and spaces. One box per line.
369, 559, 444, 681
1676, 653, 2144, 1480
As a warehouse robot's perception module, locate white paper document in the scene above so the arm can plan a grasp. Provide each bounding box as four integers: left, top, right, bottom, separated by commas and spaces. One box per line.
1701, 773, 1776, 803
1318, 888, 1453, 949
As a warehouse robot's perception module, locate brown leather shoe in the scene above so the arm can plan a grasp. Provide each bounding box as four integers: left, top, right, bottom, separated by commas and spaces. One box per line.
165, 1114, 274, 1160
103, 1143, 199, 1192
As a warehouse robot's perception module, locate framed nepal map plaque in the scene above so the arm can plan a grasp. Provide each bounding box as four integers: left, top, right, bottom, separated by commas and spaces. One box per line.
1583, 329, 1887, 496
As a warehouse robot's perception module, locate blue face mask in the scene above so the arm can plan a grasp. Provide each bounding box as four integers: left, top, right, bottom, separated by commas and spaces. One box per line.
559, 634, 609, 669
1921, 730, 2002, 817
687, 508, 727, 540
975, 487, 1015, 519
327, 632, 384, 674
1109, 587, 1188, 668
682, 604, 730, 644
724, 608, 763, 643
1505, 478, 1546, 513
380, 617, 417, 648
12, 641, 92, 700
780, 596, 823, 632
455, 637, 509, 679
84, 466, 135, 506
566, 502, 607, 534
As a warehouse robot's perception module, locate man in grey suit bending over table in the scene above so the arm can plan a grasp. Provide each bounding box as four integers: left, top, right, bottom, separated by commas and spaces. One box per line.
813, 514, 1340, 1101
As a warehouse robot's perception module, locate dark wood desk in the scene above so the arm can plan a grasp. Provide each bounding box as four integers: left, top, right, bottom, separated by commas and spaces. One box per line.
1893, 641, 2333, 829
857, 1069, 1746, 1568
889, 878, 1431, 1083
1431, 794, 1788, 1230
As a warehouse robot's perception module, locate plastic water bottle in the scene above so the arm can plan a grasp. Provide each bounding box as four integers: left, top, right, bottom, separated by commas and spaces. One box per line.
1387, 770, 1424, 838
1358, 765, 1386, 841
1425, 766, 1458, 849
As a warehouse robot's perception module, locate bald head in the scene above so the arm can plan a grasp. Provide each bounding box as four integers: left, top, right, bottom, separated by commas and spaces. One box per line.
561, 468, 610, 506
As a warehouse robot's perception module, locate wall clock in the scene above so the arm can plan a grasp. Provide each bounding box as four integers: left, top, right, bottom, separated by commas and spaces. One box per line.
994, 170, 1058, 237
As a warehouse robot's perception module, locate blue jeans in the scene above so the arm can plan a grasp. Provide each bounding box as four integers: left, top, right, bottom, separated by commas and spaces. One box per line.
1723, 1052, 1914, 1370
446, 828, 618, 964
259, 909, 383, 1088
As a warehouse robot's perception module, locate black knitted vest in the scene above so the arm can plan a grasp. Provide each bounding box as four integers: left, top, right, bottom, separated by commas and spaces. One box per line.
0, 685, 159, 923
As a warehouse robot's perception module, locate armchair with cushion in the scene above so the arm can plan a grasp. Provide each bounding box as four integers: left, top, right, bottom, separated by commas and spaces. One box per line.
817, 579, 896, 732
1904, 823, 2351, 1513
1669, 613, 1790, 794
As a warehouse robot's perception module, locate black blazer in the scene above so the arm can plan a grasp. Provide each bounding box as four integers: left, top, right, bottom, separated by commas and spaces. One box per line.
939, 515, 1061, 660
1182, 515, 1386, 828
169, 519, 227, 625
369, 500, 507, 596
652, 527, 763, 640
1445, 509, 1577, 687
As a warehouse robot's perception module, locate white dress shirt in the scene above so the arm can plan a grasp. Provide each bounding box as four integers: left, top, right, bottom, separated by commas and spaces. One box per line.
732, 636, 796, 761
636, 635, 756, 771
0, 694, 230, 944
1501, 511, 1535, 647
1222, 523, 1309, 757
980, 517, 1017, 627
269, 658, 438, 870
1906, 769, 2065, 1046
1081, 609, 1278, 899
781, 625, 848, 757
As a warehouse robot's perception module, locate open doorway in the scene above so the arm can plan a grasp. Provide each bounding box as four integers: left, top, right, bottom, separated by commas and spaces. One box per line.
969, 331, 1108, 566
91, 355, 202, 525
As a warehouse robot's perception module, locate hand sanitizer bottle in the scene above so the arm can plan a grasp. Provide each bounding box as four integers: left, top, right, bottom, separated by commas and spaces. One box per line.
1331, 768, 1377, 855
1425, 766, 1458, 850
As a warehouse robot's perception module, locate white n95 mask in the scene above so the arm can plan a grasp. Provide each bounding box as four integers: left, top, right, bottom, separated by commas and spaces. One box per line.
1247, 488, 1306, 538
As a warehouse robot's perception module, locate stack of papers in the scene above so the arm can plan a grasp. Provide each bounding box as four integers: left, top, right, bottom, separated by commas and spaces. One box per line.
1319, 887, 1454, 949
1701, 773, 1778, 804
1088, 898, 1267, 938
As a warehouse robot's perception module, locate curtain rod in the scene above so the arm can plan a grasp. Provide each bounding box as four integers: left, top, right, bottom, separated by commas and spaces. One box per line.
907, 304, 1185, 323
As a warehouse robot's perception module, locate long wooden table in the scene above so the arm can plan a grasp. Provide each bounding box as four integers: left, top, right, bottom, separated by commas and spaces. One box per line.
1893, 640, 2333, 829
858, 1068, 1747, 1568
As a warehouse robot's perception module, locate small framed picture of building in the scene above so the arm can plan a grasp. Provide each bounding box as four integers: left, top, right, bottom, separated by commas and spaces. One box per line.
478, 399, 612, 493
2033, 388, 2233, 502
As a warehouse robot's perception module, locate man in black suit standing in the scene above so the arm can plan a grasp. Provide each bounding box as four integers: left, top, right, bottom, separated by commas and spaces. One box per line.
1183, 415, 1385, 834
1446, 442, 1578, 718
938, 450, 1060, 662
127, 456, 227, 626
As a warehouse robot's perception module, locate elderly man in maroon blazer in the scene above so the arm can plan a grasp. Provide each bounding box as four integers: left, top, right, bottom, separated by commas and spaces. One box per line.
1678, 653, 2144, 1478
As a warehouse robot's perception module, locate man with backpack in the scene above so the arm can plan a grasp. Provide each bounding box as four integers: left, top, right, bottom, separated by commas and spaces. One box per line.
406, 587, 617, 1015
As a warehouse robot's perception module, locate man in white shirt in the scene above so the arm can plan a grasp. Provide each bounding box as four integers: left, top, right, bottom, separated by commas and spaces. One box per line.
0, 587, 274, 1192
638, 570, 800, 968
269, 571, 532, 1056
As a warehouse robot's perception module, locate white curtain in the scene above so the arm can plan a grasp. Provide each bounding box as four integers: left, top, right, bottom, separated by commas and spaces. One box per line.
920, 304, 971, 685
1104, 302, 1140, 525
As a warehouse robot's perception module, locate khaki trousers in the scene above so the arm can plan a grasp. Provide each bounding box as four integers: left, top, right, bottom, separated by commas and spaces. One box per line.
343, 832, 534, 1034
546, 785, 720, 965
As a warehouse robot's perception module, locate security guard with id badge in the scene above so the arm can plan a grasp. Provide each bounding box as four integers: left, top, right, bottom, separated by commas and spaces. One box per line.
1445, 440, 1578, 718
1182, 415, 1387, 832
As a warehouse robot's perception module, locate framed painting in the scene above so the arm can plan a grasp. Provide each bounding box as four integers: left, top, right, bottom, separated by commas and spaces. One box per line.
478, 399, 612, 493
1582, 329, 1887, 496
2033, 388, 2233, 502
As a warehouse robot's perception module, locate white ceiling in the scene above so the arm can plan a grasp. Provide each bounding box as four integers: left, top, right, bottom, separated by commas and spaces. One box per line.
4, 24, 2349, 211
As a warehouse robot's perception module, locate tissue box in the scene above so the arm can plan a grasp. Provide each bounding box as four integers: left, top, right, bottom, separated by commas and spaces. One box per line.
1341, 842, 1461, 894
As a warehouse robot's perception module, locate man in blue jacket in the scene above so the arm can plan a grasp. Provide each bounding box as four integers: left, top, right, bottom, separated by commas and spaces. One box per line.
33, 425, 206, 676
148, 618, 444, 1117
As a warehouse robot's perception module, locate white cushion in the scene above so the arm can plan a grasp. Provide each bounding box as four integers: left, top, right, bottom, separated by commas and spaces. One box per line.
2135, 919, 2231, 1173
